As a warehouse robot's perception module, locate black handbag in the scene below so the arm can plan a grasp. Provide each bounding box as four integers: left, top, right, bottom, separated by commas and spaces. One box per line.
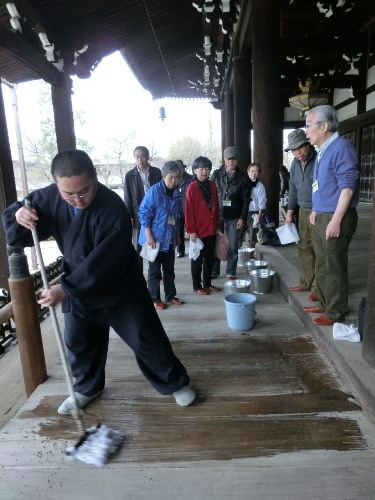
257, 215, 281, 246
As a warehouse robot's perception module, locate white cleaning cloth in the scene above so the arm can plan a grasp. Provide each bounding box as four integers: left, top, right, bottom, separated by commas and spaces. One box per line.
140, 242, 160, 262
252, 213, 259, 229
189, 238, 204, 261
276, 223, 300, 245
332, 323, 361, 342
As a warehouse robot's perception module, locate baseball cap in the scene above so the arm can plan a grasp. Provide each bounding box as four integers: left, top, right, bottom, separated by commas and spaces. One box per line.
224, 146, 240, 160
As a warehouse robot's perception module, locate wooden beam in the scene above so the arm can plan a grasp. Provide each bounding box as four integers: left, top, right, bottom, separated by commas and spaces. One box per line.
11, 0, 58, 37
0, 25, 62, 87
280, 35, 367, 56
280, 74, 360, 91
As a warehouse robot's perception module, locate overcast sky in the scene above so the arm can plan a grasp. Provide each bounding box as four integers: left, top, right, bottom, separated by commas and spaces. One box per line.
2, 51, 221, 162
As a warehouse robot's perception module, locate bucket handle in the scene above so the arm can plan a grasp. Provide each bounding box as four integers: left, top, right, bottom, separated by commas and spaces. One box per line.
241, 305, 256, 314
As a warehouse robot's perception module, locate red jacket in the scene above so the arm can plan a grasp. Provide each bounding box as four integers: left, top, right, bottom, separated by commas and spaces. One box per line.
185, 180, 219, 238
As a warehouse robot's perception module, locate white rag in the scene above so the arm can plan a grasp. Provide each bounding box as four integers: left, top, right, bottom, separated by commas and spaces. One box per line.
189, 238, 204, 260
252, 213, 259, 229
276, 223, 300, 245
140, 242, 160, 262
332, 323, 361, 342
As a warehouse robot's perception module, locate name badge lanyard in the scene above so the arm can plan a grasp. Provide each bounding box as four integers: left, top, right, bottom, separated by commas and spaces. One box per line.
223, 172, 232, 207
313, 155, 320, 193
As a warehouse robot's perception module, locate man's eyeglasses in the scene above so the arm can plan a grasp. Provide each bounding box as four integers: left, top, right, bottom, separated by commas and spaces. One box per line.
61, 193, 92, 202
305, 121, 323, 130
60, 181, 95, 202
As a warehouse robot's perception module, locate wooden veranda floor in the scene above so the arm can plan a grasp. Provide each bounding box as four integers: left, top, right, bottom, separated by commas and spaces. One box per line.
0, 203, 375, 499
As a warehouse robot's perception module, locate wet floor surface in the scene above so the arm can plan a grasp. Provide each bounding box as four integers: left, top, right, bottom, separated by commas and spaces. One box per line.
1, 206, 375, 498
18, 334, 365, 465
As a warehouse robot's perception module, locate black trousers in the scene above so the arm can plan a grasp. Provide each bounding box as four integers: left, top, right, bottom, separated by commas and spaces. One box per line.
148, 244, 176, 301
191, 234, 216, 290
177, 216, 186, 254
64, 277, 189, 396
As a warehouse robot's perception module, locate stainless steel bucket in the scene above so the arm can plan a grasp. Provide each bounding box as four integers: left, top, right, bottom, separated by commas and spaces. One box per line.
249, 269, 275, 294
246, 260, 268, 275
238, 247, 255, 266
224, 279, 251, 296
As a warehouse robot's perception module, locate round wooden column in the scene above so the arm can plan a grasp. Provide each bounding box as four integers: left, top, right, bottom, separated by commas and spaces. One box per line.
0, 80, 18, 289
51, 74, 76, 152
221, 109, 225, 157
224, 89, 234, 150
251, 0, 282, 226
233, 55, 252, 172
8, 251, 47, 397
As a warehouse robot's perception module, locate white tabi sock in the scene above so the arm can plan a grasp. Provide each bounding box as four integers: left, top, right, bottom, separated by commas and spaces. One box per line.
172, 385, 196, 406
58, 391, 102, 415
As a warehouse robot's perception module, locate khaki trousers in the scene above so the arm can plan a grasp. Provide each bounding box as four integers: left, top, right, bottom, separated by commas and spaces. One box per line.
297, 207, 316, 292
314, 208, 358, 321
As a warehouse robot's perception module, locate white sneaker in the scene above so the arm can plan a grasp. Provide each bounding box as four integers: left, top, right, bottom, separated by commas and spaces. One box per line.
172, 385, 196, 406
58, 391, 102, 415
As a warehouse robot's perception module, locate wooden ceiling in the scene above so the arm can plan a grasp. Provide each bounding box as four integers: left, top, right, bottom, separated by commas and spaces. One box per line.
0, 1, 374, 104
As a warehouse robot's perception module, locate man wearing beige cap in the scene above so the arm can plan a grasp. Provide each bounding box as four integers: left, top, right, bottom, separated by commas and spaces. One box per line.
284, 128, 317, 301
211, 146, 250, 279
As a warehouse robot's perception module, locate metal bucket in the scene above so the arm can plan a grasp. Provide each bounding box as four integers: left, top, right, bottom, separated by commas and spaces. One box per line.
224, 279, 251, 296
246, 260, 268, 275
237, 247, 255, 266
249, 269, 275, 294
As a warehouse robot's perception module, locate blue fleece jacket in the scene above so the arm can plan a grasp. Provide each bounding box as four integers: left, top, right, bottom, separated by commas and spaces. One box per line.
138, 180, 181, 251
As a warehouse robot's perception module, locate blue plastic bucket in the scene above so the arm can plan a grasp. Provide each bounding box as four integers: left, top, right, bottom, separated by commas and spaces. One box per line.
223, 293, 257, 331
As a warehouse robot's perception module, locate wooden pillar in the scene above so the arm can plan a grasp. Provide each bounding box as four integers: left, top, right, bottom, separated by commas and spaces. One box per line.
221, 109, 225, 158
51, 74, 76, 152
0, 80, 17, 290
8, 251, 47, 396
251, 0, 281, 227
233, 55, 252, 172
224, 90, 234, 151
362, 199, 375, 366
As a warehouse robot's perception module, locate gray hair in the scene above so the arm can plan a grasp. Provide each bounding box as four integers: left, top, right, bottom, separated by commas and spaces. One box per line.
306, 104, 338, 133
161, 160, 181, 178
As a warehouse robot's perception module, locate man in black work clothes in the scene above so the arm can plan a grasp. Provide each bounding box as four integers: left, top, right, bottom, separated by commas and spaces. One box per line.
2, 149, 196, 414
